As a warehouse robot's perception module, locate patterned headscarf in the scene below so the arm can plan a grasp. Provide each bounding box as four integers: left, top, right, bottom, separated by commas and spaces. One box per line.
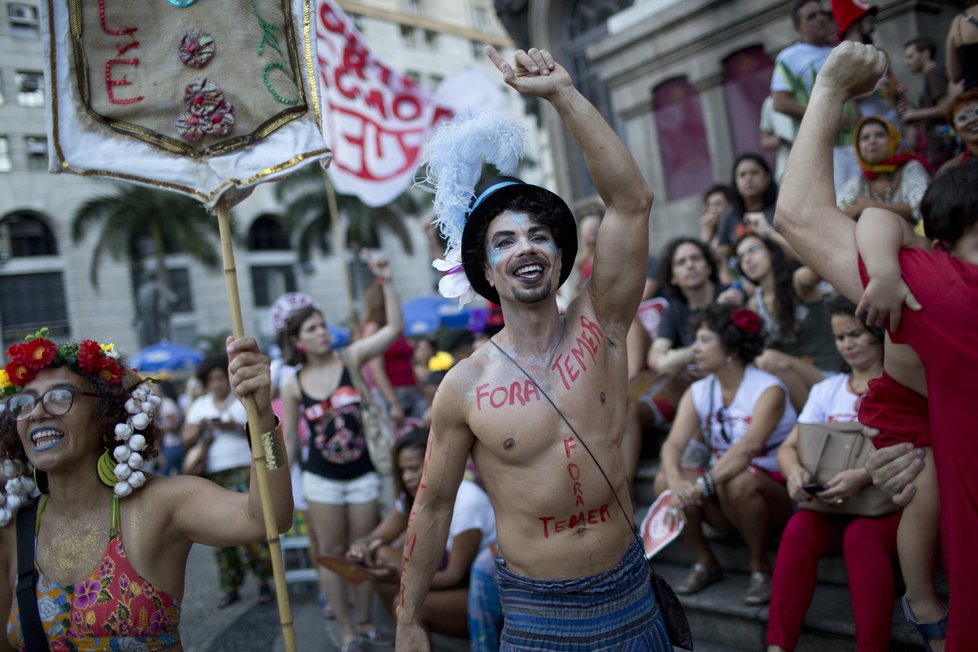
854, 116, 917, 179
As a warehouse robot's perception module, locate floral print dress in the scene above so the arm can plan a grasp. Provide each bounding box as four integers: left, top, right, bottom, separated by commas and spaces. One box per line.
6, 495, 181, 651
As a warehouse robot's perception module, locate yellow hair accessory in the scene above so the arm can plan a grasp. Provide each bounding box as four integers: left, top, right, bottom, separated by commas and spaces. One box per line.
428, 351, 455, 372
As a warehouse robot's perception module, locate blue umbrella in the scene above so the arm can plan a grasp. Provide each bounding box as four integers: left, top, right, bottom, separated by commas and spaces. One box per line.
402, 296, 472, 337
128, 341, 204, 374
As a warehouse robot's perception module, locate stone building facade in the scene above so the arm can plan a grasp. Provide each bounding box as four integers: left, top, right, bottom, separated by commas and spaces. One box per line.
495, 0, 959, 248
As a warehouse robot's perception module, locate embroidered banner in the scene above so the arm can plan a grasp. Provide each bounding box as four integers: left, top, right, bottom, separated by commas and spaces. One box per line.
44, 0, 331, 207
315, 2, 506, 207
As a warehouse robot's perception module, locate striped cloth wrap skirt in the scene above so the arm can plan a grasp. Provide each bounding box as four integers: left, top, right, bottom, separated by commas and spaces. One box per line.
495, 536, 673, 651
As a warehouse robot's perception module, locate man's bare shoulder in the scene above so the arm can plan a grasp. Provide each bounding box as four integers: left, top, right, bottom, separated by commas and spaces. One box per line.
431, 351, 490, 416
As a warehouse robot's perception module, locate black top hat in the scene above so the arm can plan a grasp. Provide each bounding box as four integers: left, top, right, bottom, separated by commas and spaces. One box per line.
460, 176, 578, 305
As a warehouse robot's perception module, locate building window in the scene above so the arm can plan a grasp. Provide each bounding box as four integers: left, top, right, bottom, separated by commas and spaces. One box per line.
405, 70, 421, 86
0, 71, 5, 106
0, 212, 57, 257
24, 136, 47, 170
723, 45, 775, 164
471, 40, 484, 59
248, 215, 290, 251
653, 77, 712, 201
251, 265, 296, 307
0, 137, 11, 173
400, 24, 417, 47
424, 29, 438, 47
0, 272, 69, 346
7, 2, 40, 38
350, 13, 364, 32
472, 5, 490, 32
15, 71, 44, 108
404, 0, 423, 16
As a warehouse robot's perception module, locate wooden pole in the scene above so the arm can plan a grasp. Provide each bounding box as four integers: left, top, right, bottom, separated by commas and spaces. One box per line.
323, 173, 359, 330
215, 196, 297, 652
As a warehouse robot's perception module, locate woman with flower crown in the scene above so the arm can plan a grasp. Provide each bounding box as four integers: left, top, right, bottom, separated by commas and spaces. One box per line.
0, 330, 292, 651
653, 304, 795, 607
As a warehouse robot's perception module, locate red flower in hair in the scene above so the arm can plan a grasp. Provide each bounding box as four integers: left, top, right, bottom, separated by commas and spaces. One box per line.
4, 360, 32, 386
731, 308, 760, 334
76, 340, 104, 375
23, 338, 57, 371
96, 358, 123, 385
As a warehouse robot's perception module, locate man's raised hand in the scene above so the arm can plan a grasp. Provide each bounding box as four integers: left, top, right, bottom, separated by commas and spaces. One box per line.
485, 45, 571, 100
815, 42, 888, 101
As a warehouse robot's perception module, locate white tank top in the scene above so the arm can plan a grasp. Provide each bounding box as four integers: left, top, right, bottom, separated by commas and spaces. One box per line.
690, 365, 796, 472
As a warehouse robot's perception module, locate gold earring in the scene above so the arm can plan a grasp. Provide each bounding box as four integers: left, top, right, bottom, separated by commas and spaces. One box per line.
97, 450, 118, 488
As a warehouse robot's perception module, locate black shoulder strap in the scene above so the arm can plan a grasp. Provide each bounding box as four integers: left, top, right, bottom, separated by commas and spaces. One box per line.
15, 497, 48, 651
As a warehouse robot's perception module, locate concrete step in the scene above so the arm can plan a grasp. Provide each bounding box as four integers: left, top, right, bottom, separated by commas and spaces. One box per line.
652, 560, 923, 652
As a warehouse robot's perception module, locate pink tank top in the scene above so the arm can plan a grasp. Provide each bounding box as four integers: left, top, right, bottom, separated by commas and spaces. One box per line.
6, 495, 181, 651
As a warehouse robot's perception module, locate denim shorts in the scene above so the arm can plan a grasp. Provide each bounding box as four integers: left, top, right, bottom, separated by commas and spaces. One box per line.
301, 470, 381, 505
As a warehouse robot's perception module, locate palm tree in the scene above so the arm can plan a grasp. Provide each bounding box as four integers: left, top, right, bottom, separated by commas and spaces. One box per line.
71, 185, 225, 343
273, 164, 422, 264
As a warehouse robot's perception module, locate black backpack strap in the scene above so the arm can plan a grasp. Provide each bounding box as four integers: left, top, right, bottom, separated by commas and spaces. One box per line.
15, 497, 48, 651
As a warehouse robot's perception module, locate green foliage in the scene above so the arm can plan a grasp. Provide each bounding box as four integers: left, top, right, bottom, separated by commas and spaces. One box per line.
71, 185, 224, 289
273, 165, 424, 262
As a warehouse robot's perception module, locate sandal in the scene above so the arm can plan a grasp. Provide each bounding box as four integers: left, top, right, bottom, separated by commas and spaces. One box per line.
902, 595, 948, 650
744, 571, 772, 606
674, 562, 722, 595
217, 590, 240, 609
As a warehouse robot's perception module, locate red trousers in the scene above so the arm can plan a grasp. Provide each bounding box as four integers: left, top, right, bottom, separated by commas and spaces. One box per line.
766, 509, 901, 651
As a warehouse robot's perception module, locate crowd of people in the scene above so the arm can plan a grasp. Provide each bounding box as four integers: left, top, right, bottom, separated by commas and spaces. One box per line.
0, 1, 976, 651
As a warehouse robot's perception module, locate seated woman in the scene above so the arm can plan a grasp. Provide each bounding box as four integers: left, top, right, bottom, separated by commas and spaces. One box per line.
767, 298, 901, 652
654, 305, 795, 606
0, 331, 291, 650
347, 429, 496, 644
837, 116, 931, 228
735, 233, 845, 410
714, 154, 798, 271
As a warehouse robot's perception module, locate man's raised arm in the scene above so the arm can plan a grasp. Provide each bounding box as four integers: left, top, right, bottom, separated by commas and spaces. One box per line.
395, 376, 474, 651
485, 46, 653, 329
774, 42, 888, 302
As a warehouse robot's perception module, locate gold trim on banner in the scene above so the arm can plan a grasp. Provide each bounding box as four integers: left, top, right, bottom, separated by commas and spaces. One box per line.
303, 0, 322, 131
56, 149, 333, 203
64, 0, 313, 159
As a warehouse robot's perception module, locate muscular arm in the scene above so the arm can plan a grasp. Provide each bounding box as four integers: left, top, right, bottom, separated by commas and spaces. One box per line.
396, 375, 474, 644
775, 43, 888, 304
709, 386, 786, 484
485, 46, 652, 332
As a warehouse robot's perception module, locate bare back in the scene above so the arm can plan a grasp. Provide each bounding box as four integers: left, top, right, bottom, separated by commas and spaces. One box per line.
445, 296, 634, 579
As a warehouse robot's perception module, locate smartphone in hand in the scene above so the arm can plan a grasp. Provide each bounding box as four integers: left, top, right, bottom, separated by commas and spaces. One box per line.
802, 482, 826, 494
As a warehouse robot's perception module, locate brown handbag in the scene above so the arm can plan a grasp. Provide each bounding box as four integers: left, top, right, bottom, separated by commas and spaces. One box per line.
796, 422, 899, 517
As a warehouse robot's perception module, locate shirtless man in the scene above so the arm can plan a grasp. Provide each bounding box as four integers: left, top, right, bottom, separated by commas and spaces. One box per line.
395, 46, 671, 651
